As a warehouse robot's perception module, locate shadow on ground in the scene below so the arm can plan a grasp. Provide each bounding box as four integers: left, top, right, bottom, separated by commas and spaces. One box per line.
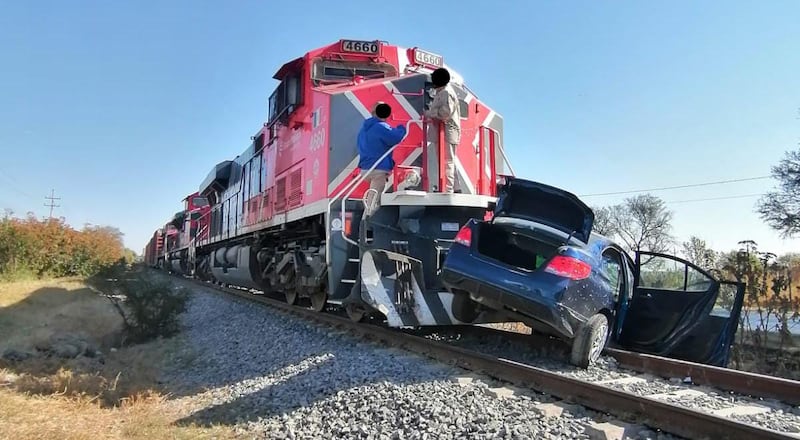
0, 280, 174, 407
0, 274, 555, 427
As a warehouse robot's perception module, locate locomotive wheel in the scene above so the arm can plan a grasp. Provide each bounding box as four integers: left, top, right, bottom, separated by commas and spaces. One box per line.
345, 303, 366, 323
284, 289, 298, 305
310, 290, 327, 312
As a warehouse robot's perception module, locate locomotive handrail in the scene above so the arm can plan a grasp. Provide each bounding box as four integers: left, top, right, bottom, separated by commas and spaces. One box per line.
487, 126, 516, 176
324, 119, 423, 262
385, 82, 425, 97
192, 210, 213, 247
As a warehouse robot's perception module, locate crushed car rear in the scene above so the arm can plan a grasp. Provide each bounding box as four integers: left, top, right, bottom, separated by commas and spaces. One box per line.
443, 217, 609, 338
441, 178, 613, 342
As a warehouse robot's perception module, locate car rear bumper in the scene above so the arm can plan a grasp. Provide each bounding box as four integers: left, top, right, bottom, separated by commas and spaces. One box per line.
441, 251, 578, 339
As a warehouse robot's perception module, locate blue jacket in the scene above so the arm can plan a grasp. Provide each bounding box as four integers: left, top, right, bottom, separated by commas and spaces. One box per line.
357, 117, 407, 172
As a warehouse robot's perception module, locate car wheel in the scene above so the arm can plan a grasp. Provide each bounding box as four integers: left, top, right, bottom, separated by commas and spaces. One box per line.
569, 313, 609, 368
451, 293, 480, 323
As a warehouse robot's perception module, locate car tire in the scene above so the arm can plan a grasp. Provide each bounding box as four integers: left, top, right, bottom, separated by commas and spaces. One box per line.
451, 293, 480, 323
569, 313, 609, 368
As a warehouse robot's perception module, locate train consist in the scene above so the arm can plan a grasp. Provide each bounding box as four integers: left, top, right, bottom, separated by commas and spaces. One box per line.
144, 39, 513, 325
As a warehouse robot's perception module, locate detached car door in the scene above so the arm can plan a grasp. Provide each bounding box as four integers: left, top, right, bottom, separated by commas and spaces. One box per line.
617, 251, 745, 367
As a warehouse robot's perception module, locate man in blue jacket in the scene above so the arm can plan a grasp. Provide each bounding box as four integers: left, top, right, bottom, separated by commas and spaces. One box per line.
357, 102, 407, 215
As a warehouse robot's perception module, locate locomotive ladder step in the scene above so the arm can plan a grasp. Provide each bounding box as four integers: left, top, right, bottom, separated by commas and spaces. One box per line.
340, 252, 361, 286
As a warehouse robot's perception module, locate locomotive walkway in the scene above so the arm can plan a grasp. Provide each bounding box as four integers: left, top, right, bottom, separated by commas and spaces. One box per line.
165, 271, 800, 439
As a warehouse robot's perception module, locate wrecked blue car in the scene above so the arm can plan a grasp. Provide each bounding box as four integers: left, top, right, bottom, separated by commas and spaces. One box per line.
441, 177, 745, 368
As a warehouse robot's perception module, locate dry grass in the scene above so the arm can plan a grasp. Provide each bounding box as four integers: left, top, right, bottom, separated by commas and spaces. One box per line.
0, 389, 235, 440
3, 337, 181, 406
0, 278, 123, 354
0, 278, 238, 440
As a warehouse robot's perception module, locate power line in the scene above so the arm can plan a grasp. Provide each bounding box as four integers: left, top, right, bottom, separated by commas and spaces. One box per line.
665, 193, 764, 204
0, 168, 39, 200
44, 189, 60, 219
579, 175, 772, 197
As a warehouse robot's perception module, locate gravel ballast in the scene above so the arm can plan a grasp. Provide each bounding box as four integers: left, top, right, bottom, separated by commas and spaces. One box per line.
426, 327, 800, 434
161, 287, 664, 439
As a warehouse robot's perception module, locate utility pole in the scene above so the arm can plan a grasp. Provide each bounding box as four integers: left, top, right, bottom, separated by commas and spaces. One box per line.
44, 189, 60, 219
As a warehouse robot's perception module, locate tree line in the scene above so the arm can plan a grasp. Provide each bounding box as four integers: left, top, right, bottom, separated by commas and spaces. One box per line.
0, 210, 135, 280
592, 145, 800, 270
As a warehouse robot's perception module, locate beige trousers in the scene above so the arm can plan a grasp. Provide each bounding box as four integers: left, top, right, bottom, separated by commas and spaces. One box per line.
426, 122, 458, 193
361, 169, 389, 215
443, 143, 456, 193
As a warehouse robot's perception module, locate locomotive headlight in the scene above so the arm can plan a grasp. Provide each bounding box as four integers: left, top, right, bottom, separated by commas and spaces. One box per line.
398, 168, 421, 191
403, 169, 421, 186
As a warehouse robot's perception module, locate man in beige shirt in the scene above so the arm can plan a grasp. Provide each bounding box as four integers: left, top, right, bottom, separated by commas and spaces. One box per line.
424, 67, 461, 193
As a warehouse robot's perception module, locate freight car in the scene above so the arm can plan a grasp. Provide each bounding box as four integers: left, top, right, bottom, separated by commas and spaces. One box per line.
147, 38, 515, 326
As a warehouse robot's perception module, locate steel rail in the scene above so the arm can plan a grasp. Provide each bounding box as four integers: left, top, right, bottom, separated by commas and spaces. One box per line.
605, 347, 800, 406
171, 275, 798, 440
461, 324, 800, 406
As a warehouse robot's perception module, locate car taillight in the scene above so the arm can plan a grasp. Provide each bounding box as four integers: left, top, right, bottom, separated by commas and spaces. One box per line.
544, 255, 591, 280
454, 225, 472, 247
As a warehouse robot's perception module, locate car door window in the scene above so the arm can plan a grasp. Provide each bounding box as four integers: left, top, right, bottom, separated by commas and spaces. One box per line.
710, 282, 738, 318
624, 256, 635, 301
686, 265, 713, 292
600, 249, 623, 301
638, 254, 713, 293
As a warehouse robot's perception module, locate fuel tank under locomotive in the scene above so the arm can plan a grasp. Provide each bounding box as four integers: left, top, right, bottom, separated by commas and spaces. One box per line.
202, 242, 328, 297
167, 250, 190, 275
208, 245, 264, 290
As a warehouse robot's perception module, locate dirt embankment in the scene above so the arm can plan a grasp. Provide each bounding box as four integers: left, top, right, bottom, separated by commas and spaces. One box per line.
0, 278, 235, 440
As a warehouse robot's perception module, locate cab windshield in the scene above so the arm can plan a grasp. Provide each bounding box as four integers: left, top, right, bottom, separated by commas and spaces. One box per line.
311, 59, 397, 85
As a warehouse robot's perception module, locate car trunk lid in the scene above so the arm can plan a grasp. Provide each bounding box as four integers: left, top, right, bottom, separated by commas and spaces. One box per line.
493, 177, 594, 243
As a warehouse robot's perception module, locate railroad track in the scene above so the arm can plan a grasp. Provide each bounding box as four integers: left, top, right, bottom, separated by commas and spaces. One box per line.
167, 273, 800, 440
425, 325, 800, 436
438, 324, 800, 405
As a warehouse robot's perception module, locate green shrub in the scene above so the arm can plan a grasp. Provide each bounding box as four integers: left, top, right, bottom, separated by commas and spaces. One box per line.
99, 273, 189, 344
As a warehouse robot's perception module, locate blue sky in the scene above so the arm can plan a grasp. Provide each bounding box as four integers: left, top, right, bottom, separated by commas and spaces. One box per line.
1, 1, 798, 256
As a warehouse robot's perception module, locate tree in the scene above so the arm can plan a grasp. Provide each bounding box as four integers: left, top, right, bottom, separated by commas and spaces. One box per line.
0, 212, 126, 279
756, 148, 800, 238
122, 248, 137, 265
682, 236, 717, 269
592, 206, 617, 237
608, 194, 674, 254
776, 252, 800, 268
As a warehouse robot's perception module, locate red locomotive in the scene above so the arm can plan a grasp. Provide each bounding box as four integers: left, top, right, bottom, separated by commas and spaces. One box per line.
144, 39, 513, 325
144, 192, 210, 271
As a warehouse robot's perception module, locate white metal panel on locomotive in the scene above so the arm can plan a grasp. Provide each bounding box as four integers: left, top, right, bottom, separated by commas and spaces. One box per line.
149, 39, 513, 327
